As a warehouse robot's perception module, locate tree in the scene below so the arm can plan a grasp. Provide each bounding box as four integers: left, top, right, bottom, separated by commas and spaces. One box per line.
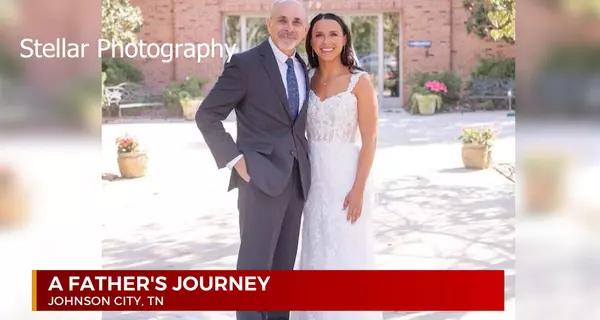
463, 0, 515, 44
101, 0, 144, 46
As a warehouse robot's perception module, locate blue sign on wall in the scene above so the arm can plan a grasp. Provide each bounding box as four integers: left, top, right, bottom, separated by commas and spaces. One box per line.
408, 41, 432, 48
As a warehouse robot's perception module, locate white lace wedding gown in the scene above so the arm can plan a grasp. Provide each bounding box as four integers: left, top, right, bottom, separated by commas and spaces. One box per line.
292, 69, 381, 320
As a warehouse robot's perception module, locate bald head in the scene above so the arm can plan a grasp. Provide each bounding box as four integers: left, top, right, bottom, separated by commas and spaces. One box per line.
270, 0, 308, 20
267, 0, 309, 55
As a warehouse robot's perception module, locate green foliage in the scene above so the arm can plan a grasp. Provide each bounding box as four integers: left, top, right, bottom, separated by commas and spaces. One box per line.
411, 86, 432, 96
471, 56, 515, 79
544, 1, 600, 17
383, 13, 400, 55
178, 91, 192, 101
101, 0, 144, 46
458, 127, 496, 148
62, 74, 102, 105
539, 44, 600, 72
58, 74, 103, 126
463, 0, 515, 44
0, 46, 22, 79
101, 58, 144, 85
406, 71, 462, 103
163, 75, 208, 108
351, 16, 377, 54
246, 20, 269, 49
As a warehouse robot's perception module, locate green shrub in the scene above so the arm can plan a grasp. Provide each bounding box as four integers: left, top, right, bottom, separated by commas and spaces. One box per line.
471, 56, 515, 79
539, 44, 600, 72
163, 75, 208, 109
101, 57, 144, 85
406, 71, 462, 103
0, 47, 22, 79
58, 73, 103, 124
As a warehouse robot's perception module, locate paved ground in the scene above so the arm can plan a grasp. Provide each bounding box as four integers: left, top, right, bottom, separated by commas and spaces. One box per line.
101, 110, 515, 320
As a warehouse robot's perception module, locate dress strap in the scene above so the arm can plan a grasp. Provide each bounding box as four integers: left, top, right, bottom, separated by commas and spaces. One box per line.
346, 70, 366, 92
309, 68, 364, 92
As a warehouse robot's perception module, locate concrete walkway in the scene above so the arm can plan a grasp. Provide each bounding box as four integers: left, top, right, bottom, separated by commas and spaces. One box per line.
101, 110, 515, 320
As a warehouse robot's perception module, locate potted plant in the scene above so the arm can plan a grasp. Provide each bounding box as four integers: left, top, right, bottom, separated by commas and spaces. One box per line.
179, 90, 204, 121
116, 134, 147, 178
458, 127, 495, 169
522, 153, 567, 214
411, 80, 448, 115
163, 75, 207, 119
0, 165, 29, 228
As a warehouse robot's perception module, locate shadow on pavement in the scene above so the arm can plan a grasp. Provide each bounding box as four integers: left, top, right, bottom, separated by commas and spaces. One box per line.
376, 175, 514, 319
377, 112, 515, 149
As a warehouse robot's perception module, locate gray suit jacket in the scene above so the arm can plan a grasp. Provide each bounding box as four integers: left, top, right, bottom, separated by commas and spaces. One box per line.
195, 39, 311, 199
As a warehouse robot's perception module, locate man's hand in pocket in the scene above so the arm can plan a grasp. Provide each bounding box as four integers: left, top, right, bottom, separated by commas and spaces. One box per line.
234, 158, 251, 182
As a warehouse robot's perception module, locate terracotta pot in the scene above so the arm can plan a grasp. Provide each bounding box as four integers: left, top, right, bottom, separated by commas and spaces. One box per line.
414, 93, 439, 115
117, 151, 147, 178
180, 98, 203, 121
522, 155, 567, 213
0, 168, 29, 228
523, 174, 564, 213
461, 144, 492, 169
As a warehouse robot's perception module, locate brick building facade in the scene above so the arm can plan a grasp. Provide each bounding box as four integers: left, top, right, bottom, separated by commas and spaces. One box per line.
130, 0, 514, 107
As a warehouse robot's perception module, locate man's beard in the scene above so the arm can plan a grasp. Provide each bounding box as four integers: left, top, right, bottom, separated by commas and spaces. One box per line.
277, 32, 298, 50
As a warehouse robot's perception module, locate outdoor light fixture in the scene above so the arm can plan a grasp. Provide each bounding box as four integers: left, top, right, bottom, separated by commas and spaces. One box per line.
507, 89, 515, 117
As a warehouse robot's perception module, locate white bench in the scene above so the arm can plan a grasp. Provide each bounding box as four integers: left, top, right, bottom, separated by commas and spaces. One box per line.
104, 82, 163, 118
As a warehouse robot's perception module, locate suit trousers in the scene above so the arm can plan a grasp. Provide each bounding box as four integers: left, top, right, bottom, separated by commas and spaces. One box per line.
236, 159, 304, 320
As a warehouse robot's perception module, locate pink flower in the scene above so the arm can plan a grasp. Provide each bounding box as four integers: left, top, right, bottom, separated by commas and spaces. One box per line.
424, 80, 448, 94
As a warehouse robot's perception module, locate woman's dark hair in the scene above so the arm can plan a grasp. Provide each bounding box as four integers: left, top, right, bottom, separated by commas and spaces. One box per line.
305, 13, 363, 72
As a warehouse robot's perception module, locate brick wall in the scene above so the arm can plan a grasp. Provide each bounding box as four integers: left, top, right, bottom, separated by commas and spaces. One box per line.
450, 0, 514, 81
130, 0, 515, 102
126, 0, 175, 91
401, 0, 514, 98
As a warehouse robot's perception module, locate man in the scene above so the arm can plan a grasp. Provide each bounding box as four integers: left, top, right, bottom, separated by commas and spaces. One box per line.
195, 1, 311, 319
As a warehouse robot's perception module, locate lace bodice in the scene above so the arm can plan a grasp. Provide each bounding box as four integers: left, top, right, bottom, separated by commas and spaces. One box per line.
307, 69, 365, 143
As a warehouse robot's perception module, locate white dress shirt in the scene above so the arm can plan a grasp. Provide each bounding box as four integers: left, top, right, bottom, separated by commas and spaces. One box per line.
226, 37, 307, 170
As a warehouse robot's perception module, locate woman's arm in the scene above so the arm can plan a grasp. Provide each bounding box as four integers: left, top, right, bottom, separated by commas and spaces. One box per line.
352, 72, 378, 192
343, 72, 379, 223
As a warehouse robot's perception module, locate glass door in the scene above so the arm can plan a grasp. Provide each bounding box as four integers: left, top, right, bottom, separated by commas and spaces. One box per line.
382, 12, 401, 107
343, 13, 402, 108
343, 15, 380, 100
242, 16, 308, 61
246, 17, 269, 49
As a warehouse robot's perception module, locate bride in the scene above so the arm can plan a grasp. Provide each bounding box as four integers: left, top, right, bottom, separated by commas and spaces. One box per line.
294, 12, 381, 320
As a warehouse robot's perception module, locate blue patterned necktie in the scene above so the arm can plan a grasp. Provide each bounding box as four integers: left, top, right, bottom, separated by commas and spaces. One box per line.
285, 57, 299, 120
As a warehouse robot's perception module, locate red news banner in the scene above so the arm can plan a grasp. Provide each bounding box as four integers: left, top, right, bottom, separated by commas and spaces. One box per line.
32, 270, 504, 311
